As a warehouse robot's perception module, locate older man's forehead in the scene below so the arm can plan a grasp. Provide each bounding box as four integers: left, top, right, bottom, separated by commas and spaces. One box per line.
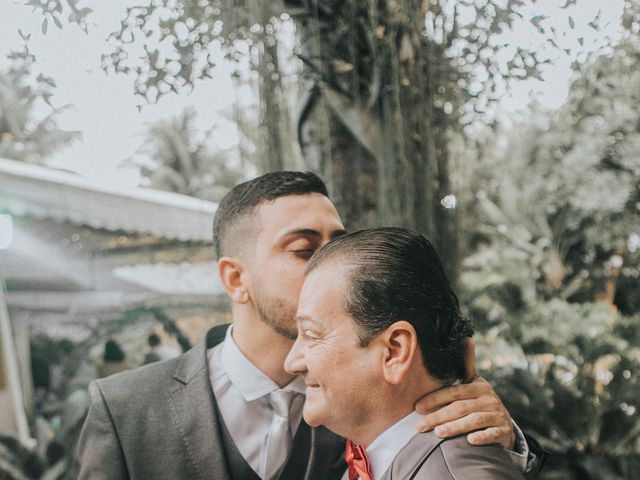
295, 312, 315, 325
301, 265, 349, 308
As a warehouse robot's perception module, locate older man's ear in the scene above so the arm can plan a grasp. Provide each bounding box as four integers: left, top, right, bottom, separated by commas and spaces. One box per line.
380, 321, 421, 385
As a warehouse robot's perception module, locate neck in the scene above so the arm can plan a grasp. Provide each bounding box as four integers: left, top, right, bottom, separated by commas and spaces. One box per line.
350, 372, 442, 446
352, 403, 414, 447
231, 307, 296, 388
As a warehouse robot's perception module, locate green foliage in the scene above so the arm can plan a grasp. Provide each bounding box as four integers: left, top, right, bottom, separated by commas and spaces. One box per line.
24, 0, 92, 34
465, 225, 640, 479
477, 303, 640, 480
99, 0, 583, 114
459, 15, 640, 479
36, 0, 613, 280
102, 0, 265, 102
465, 34, 640, 303
0, 44, 80, 164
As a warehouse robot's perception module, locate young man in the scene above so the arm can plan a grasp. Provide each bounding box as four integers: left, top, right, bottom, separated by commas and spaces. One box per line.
285, 227, 525, 479
78, 172, 537, 479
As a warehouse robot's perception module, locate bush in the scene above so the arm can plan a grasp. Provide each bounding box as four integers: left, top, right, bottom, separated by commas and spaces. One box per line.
474, 299, 640, 480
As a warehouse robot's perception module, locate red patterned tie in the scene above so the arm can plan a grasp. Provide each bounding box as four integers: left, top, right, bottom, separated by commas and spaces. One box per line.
345, 440, 373, 480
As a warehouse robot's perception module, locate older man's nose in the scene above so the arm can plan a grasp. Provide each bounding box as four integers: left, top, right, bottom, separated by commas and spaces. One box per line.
284, 340, 306, 375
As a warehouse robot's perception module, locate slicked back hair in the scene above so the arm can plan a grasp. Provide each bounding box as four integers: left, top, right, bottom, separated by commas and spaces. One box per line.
213, 171, 330, 258
307, 227, 474, 383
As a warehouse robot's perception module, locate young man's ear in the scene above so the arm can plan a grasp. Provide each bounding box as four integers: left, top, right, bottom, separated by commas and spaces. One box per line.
218, 256, 250, 304
380, 321, 419, 385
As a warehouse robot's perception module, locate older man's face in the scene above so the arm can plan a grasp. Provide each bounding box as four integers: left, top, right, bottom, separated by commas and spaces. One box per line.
284, 263, 382, 438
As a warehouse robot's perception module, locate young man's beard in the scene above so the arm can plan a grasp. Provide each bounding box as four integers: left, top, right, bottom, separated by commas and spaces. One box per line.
254, 291, 298, 341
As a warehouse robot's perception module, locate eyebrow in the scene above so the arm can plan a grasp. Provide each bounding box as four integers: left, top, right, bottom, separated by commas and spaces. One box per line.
296, 313, 313, 323
296, 313, 323, 328
282, 229, 322, 239
280, 228, 347, 241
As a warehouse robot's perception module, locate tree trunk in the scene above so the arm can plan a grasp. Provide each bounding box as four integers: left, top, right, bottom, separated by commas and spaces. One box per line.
291, 0, 460, 282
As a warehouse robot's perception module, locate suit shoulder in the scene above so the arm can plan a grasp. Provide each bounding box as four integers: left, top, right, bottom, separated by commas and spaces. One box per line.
93, 353, 191, 407
436, 436, 525, 480
98, 354, 177, 387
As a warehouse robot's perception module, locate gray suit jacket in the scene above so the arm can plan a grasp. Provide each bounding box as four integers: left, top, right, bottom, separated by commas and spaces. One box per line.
381, 431, 525, 480
77, 325, 345, 479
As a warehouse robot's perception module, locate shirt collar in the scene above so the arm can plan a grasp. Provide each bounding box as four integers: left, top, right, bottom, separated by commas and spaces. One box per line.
219, 325, 306, 402
365, 411, 421, 480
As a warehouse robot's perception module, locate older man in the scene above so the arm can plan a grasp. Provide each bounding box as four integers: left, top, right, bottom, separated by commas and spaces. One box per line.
285, 227, 525, 479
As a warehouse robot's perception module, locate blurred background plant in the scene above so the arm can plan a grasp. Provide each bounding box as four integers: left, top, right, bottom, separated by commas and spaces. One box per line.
129, 108, 248, 202
0, 40, 80, 165
460, 24, 640, 479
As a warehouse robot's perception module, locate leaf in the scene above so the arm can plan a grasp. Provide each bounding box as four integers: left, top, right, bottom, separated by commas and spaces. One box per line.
561, 0, 578, 8
36, 74, 56, 88
53, 15, 63, 30
18, 29, 31, 41
588, 11, 602, 30
42, 17, 48, 35
568, 16, 575, 29
578, 37, 584, 47
530, 15, 548, 24
529, 15, 548, 35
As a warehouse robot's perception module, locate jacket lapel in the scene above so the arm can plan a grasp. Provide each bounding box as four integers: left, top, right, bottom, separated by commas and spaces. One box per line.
168, 325, 231, 480
380, 431, 445, 480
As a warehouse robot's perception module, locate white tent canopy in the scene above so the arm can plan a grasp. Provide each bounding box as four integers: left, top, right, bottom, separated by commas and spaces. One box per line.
0, 157, 217, 242
0, 157, 223, 308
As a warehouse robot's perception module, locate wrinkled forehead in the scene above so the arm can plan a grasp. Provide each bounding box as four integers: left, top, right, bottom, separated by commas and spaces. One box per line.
298, 262, 351, 317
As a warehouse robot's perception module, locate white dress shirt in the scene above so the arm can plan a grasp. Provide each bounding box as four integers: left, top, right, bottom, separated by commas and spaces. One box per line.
341, 413, 531, 479
207, 326, 306, 479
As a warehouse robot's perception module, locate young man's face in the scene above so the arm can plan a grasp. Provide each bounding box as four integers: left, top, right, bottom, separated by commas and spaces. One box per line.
284, 263, 382, 438
246, 193, 345, 339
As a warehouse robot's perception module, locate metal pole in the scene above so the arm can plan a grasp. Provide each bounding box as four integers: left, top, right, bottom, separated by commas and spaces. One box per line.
0, 271, 34, 447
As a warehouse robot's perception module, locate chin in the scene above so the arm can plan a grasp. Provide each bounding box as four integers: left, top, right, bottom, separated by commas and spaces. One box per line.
302, 404, 326, 428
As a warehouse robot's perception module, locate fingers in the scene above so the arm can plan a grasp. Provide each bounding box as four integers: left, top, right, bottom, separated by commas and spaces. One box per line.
415, 396, 503, 432
415, 377, 493, 414
413, 376, 517, 451
420, 412, 515, 449
467, 426, 516, 449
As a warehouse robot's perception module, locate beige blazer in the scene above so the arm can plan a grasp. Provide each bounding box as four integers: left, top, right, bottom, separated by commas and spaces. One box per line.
380, 431, 525, 480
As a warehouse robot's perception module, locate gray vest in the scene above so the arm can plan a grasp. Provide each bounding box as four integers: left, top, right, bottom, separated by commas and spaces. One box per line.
216, 402, 318, 480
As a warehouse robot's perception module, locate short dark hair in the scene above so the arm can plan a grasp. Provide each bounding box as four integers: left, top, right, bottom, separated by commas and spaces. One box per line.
307, 227, 473, 383
213, 171, 330, 258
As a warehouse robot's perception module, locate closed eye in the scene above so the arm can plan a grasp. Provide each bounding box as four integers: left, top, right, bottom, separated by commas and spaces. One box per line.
301, 330, 320, 341
293, 249, 315, 259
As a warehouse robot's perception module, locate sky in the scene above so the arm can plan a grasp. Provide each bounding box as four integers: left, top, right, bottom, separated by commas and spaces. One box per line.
0, 0, 625, 188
